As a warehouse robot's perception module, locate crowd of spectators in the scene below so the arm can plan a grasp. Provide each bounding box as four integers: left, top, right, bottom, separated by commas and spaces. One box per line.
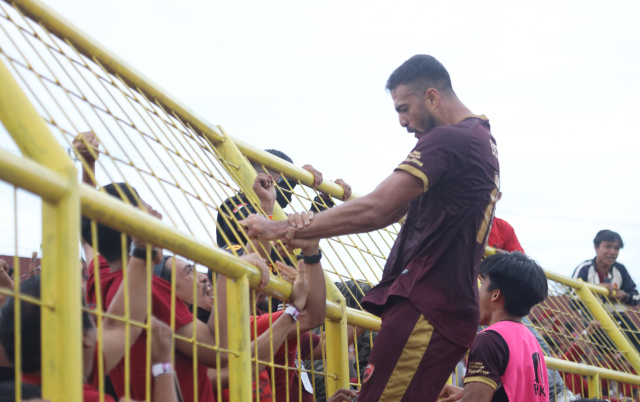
0, 130, 638, 402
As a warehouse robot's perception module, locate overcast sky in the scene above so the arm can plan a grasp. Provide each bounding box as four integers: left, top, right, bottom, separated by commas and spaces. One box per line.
2, 0, 638, 281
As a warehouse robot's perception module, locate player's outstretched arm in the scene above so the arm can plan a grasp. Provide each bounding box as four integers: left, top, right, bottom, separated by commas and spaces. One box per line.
240, 170, 423, 241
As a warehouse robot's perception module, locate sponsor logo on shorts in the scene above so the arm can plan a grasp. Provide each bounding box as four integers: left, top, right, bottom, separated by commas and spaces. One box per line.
362, 364, 374, 383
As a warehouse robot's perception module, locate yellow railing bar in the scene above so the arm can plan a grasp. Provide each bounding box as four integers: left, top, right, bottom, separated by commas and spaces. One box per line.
0, 149, 68, 203
226, 276, 252, 402
573, 280, 640, 374
344, 309, 381, 332
0, 54, 82, 400
545, 357, 640, 385
9, 0, 226, 143
7, 0, 355, 204
78, 184, 358, 316
233, 138, 359, 201
324, 298, 351, 396
588, 373, 602, 398
544, 270, 609, 296
211, 127, 353, 395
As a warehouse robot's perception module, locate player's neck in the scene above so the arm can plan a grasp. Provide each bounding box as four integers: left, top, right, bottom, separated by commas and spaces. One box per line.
437, 98, 474, 126
488, 310, 522, 326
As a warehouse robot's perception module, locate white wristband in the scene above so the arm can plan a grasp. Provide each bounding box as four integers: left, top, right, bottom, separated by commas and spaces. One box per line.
284, 305, 301, 322
152, 362, 173, 378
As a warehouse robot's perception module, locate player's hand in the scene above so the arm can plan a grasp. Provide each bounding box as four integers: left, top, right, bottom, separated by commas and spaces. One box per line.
438, 384, 464, 401
327, 388, 358, 401
302, 164, 323, 188
241, 253, 270, 290
72, 131, 100, 163
283, 227, 320, 257
287, 211, 314, 230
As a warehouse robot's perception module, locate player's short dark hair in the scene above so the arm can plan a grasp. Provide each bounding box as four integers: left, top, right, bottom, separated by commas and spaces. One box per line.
386, 54, 453, 94
0, 276, 93, 374
0, 382, 42, 401
81, 182, 140, 263
593, 229, 624, 248
479, 252, 548, 317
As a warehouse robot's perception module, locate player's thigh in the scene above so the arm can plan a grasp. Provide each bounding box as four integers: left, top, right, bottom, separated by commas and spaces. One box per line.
358, 298, 425, 401
401, 328, 468, 402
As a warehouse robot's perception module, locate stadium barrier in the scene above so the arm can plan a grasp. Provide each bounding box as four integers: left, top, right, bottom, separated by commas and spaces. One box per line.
1, 0, 640, 401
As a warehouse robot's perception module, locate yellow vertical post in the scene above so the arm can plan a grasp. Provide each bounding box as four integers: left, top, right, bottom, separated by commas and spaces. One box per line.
226, 275, 252, 402
211, 126, 353, 396
588, 373, 601, 398
324, 296, 350, 396
0, 57, 82, 400
574, 281, 640, 373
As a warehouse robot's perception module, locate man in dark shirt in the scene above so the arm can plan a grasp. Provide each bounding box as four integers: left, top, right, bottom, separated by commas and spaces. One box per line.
572, 229, 640, 352
240, 54, 500, 401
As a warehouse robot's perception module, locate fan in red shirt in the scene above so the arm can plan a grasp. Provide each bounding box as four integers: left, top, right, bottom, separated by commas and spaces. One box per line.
487, 191, 524, 254
0, 251, 178, 402
82, 182, 274, 402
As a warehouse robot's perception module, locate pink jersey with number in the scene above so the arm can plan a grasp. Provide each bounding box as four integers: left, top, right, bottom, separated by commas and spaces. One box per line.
485, 320, 549, 402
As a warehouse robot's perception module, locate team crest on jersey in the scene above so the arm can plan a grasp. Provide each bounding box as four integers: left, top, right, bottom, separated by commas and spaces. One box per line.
362, 364, 374, 383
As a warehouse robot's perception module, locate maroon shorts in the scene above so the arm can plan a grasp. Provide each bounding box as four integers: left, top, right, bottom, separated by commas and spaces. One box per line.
357, 298, 467, 402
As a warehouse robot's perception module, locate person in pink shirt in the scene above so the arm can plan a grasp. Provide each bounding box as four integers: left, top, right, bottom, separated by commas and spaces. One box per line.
439, 252, 549, 402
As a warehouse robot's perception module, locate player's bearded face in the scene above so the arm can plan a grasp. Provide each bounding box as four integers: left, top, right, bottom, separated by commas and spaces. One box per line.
392, 84, 438, 137
416, 104, 437, 134
407, 102, 437, 137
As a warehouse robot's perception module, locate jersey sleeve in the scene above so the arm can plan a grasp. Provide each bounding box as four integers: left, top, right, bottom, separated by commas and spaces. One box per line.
394, 129, 465, 193
464, 330, 509, 390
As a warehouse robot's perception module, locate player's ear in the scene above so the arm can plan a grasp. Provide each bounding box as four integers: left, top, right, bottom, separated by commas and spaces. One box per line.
491, 289, 501, 302
425, 88, 440, 108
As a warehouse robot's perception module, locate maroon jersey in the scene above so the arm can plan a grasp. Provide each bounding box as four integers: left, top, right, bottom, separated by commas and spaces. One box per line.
362, 115, 499, 348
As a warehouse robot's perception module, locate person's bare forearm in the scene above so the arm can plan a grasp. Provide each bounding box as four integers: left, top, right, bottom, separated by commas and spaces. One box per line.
152, 373, 178, 402
293, 195, 404, 239
254, 315, 296, 363
82, 161, 96, 187
297, 261, 326, 332
102, 256, 149, 372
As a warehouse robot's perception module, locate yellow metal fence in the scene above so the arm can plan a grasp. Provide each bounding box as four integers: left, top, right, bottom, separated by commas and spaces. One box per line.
1, 0, 640, 401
